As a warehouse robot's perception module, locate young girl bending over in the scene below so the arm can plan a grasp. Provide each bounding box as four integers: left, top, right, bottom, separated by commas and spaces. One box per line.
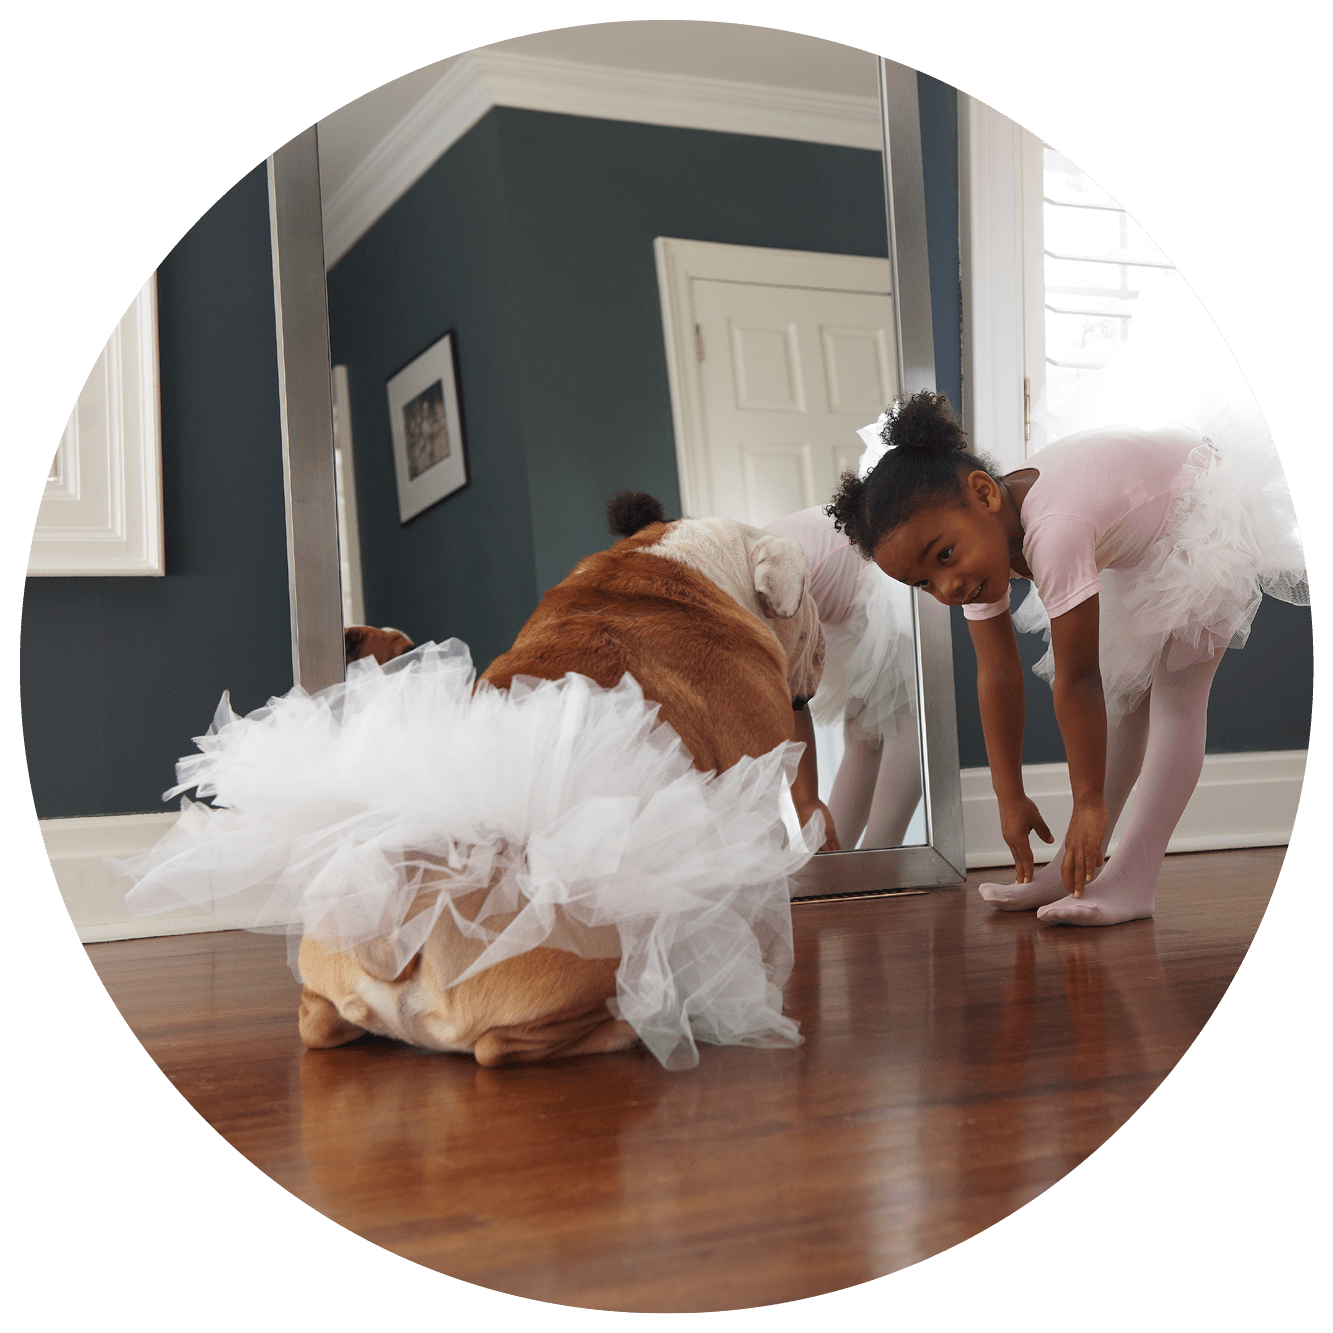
827, 391, 1306, 926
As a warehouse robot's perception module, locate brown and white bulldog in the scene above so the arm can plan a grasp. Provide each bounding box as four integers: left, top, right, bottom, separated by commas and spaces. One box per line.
297, 502, 824, 1066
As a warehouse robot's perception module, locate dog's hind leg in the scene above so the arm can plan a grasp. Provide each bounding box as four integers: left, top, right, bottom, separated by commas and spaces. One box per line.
472, 1008, 638, 1067
298, 985, 368, 1048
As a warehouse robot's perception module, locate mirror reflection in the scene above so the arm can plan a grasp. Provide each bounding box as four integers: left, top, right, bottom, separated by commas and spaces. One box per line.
318, 24, 927, 851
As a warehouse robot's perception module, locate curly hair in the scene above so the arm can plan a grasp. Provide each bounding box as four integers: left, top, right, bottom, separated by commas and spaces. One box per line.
826, 391, 1002, 559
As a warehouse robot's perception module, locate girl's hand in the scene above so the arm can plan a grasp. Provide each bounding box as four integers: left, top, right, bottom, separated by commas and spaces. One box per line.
1062, 799, 1108, 897
813, 800, 841, 853
998, 796, 1055, 883
791, 794, 840, 851
789, 708, 839, 851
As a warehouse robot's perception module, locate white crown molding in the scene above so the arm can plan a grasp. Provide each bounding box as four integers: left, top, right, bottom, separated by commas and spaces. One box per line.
322, 49, 882, 267
44, 749, 1305, 942
28, 277, 164, 576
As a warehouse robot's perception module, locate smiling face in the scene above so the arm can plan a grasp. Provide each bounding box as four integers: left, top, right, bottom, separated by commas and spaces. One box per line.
872, 470, 1014, 608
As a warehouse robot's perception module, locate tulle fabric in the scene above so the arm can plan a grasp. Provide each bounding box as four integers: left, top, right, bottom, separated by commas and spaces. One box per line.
117, 640, 821, 1069
1014, 268, 1309, 719
811, 564, 917, 740
1012, 434, 1309, 720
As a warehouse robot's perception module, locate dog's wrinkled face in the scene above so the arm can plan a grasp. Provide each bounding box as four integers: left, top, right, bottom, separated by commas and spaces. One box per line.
345, 625, 416, 665
640, 517, 825, 703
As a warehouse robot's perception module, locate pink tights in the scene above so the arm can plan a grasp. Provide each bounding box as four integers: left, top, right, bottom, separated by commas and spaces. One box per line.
828, 709, 923, 850
979, 647, 1225, 926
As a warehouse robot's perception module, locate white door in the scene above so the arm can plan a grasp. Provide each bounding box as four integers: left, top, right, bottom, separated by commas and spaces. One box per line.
656, 238, 898, 526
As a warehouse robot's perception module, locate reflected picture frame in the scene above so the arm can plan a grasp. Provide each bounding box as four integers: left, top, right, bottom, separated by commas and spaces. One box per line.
385, 329, 469, 524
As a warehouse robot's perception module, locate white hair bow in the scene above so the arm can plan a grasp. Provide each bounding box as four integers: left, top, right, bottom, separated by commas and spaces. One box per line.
855, 411, 892, 478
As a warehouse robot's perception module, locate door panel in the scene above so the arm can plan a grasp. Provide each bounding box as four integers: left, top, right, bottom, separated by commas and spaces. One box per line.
692, 277, 895, 527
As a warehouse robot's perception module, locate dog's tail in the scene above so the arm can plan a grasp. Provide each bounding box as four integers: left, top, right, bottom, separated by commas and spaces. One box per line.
606, 491, 667, 538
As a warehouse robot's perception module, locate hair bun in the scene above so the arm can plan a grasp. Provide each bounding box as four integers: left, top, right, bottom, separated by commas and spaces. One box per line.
883, 391, 967, 455
607, 491, 667, 537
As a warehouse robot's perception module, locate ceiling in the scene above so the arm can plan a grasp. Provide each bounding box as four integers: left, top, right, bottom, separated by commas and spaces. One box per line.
316, 21, 882, 200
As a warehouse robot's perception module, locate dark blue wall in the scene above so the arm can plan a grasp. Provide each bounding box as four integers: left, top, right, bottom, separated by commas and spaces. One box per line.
21, 165, 293, 818
918, 72, 962, 412
327, 106, 891, 671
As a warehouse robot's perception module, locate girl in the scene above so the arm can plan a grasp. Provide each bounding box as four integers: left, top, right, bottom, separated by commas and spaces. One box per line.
766, 425, 922, 853
827, 391, 1307, 926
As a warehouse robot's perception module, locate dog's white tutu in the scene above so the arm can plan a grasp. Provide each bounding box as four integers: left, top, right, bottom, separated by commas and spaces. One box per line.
118, 640, 820, 1069
1013, 434, 1308, 720
811, 564, 917, 740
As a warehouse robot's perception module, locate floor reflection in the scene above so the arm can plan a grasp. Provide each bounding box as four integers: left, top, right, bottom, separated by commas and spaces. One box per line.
89, 849, 1275, 1311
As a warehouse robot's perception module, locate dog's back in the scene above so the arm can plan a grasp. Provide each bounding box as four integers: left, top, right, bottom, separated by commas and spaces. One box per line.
482, 521, 799, 773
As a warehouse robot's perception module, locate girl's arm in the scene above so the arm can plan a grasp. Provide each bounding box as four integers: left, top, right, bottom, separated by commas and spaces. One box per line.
1047, 595, 1109, 896
790, 706, 840, 852
968, 611, 1054, 881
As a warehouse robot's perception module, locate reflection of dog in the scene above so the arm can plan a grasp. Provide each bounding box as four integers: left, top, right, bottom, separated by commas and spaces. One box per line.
298, 496, 824, 1066
344, 625, 415, 665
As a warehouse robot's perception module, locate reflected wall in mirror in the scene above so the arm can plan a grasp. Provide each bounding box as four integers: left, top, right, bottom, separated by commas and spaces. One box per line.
315, 23, 960, 869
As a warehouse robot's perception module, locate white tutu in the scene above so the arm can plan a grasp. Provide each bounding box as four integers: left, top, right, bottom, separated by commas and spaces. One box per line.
1012, 434, 1308, 720
1016, 267, 1309, 718
810, 563, 917, 740
117, 640, 821, 1070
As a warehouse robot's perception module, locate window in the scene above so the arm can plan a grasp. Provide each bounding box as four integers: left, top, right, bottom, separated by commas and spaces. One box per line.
961, 98, 1246, 467
28, 278, 164, 576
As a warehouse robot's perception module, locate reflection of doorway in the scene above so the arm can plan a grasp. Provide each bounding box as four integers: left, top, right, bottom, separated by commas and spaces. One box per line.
656, 237, 923, 844
655, 238, 897, 527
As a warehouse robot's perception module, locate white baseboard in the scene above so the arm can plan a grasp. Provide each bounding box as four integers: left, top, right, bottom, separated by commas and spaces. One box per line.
40, 812, 204, 943
961, 749, 1306, 869
42, 749, 1305, 940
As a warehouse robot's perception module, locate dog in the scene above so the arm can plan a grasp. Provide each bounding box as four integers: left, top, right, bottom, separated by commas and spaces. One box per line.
297, 496, 824, 1065
344, 624, 415, 665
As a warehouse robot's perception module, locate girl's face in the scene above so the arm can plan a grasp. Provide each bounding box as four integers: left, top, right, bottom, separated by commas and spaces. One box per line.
873, 472, 1013, 607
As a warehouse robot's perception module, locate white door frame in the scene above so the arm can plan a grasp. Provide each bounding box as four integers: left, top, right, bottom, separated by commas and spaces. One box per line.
957, 94, 1045, 473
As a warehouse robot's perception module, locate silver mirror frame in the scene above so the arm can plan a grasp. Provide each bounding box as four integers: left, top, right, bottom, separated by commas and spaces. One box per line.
790, 58, 965, 895
268, 126, 345, 696
269, 54, 967, 896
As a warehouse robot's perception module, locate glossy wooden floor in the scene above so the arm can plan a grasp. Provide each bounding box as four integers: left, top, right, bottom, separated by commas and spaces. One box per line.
88, 847, 1281, 1313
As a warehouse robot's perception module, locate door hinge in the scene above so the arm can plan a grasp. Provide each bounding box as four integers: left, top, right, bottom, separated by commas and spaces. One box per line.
695, 324, 704, 364
1023, 376, 1031, 443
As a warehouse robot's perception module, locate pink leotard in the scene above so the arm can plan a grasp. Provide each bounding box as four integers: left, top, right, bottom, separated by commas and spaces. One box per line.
962, 425, 1204, 623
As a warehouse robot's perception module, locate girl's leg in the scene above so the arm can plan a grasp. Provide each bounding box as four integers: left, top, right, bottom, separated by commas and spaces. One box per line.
979, 700, 1150, 911
827, 723, 882, 851
860, 707, 924, 848
1038, 646, 1225, 926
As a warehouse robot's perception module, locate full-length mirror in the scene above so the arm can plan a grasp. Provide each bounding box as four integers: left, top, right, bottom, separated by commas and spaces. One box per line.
280, 23, 965, 893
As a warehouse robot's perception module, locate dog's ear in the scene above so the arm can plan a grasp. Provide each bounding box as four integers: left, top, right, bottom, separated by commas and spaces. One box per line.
344, 627, 367, 662
750, 534, 808, 620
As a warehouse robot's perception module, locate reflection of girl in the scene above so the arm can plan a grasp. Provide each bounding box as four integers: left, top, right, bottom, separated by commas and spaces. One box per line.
829, 391, 1306, 926
767, 419, 922, 852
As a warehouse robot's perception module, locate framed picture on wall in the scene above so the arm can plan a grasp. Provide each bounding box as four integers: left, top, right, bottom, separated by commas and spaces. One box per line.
385, 330, 469, 524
